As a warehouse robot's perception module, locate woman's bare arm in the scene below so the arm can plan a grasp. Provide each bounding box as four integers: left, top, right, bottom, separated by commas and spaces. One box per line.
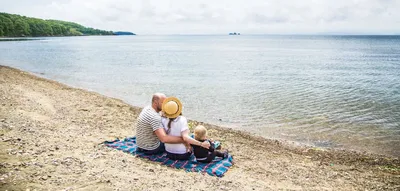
181, 129, 210, 149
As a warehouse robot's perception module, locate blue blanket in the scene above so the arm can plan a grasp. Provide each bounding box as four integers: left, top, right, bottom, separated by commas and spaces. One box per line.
104, 137, 233, 177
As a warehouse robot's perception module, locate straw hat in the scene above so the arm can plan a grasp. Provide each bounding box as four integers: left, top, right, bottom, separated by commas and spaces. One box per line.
162, 97, 183, 118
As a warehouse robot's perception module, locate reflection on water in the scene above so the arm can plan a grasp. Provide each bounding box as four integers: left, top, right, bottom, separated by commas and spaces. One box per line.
1, 35, 399, 156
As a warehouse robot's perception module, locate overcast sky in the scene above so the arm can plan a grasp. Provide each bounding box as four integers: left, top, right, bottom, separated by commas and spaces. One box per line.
1, 0, 399, 34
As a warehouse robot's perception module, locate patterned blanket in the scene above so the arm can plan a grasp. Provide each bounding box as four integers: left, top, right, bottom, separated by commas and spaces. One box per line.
104, 137, 233, 177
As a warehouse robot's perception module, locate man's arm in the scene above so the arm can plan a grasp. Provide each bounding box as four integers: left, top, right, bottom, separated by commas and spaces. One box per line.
154, 128, 184, 143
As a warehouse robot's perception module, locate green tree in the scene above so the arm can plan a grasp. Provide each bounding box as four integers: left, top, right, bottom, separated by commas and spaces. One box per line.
60, 25, 68, 35
0, 12, 117, 37
14, 18, 30, 36
51, 24, 61, 35
0, 26, 4, 36
69, 28, 82, 36
27, 19, 39, 36
0, 15, 15, 36
42, 22, 53, 36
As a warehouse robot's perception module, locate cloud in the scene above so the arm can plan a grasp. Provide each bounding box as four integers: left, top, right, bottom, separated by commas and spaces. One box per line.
1, 0, 399, 34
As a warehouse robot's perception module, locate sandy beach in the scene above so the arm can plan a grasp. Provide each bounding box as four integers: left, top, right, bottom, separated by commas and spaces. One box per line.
0, 65, 399, 190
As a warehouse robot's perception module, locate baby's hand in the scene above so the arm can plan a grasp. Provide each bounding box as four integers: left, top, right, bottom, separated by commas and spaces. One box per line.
200, 141, 211, 149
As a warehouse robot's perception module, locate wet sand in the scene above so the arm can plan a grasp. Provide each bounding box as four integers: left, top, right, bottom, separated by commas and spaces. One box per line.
0, 65, 399, 190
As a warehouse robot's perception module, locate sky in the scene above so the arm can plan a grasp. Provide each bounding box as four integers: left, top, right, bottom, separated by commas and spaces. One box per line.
1, 0, 400, 35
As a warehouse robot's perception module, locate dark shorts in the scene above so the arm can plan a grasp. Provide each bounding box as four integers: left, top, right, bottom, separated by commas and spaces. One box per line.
196, 151, 225, 163
196, 152, 216, 163
166, 151, 192, 160
138, 143, 165, 155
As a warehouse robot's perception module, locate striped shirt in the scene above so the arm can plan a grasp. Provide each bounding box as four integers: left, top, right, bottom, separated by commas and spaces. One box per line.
136, 106, 163, 150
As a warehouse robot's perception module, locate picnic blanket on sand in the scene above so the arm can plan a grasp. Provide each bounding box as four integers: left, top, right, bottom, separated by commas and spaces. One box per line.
104, 137, 234, 177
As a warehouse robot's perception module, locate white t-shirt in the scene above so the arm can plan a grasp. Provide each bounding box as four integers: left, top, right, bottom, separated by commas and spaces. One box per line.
161, 116, 189, 154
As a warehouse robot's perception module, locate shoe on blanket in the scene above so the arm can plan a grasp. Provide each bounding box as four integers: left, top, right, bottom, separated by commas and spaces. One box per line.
213, 141, 221, 150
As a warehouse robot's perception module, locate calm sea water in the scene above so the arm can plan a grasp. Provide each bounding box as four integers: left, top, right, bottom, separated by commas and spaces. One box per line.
1, 35, 399, 156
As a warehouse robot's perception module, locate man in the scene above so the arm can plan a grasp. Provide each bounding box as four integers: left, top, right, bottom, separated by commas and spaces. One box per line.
136, 93, 209, 155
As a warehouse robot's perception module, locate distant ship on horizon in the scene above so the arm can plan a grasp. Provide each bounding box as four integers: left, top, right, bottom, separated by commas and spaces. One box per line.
229, 32, 240, 35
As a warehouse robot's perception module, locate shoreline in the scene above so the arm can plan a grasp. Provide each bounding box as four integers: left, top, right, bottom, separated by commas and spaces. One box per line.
1, 65, 399, 190
4, 65, 397, 159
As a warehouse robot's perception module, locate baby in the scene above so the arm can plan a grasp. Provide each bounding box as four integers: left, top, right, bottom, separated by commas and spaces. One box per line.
191, 125, 229, 163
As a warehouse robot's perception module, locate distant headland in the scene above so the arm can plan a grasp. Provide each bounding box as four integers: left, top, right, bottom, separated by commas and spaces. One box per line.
113, 31, 136, 35
0, 12, 135, 37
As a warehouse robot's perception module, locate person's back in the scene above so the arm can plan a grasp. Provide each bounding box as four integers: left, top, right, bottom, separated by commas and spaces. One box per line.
160, 97, 212, 160
191, 140, 214, 160
136, 106, 162, 150
192, 125, 228, 163
162, 116, 188, 154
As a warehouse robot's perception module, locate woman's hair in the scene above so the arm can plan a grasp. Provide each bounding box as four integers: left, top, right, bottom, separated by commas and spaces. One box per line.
166, 113, 183, 134
166, 118, 174, 134
194, 125, 207, 140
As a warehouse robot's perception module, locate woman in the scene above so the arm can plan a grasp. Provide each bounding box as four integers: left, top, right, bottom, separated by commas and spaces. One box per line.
161, 97, 209, 160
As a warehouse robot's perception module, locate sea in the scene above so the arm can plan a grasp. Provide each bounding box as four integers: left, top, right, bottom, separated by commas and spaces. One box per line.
1, 35, 399, 156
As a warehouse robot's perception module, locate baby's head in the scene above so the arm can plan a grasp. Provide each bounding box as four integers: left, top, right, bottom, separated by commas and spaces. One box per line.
194, 125, 207, 140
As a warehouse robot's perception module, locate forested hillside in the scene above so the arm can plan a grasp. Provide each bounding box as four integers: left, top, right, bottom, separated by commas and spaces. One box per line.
0, 12, 113, 37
